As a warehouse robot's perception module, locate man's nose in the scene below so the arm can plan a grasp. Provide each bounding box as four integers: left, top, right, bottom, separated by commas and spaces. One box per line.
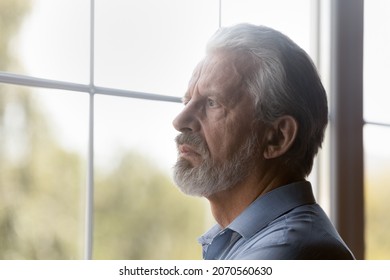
172, 101, 201, 133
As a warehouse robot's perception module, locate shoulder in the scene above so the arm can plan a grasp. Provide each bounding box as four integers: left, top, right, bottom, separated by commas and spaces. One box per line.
229, 203, 355, 260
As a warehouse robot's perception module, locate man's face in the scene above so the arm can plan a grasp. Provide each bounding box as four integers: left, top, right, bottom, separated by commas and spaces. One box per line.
172, 51, 260, 197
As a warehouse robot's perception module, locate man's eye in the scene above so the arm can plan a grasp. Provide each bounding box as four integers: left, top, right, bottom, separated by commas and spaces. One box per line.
207, 98, 217, 107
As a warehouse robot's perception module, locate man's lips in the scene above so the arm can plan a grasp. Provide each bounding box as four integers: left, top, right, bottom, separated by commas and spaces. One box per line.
178, 144, 201, 159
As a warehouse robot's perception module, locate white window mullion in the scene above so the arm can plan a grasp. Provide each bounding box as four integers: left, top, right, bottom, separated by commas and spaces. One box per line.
0, 72, 89, 93
84, 0, 95, 260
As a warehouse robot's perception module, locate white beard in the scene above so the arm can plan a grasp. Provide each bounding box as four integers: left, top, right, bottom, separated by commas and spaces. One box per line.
173, 131, 259, 197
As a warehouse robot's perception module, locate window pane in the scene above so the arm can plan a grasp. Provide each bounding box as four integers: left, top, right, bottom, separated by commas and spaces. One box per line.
0, 84, 88, 259
94, 95, 206, 259
94, 0, 219, 97
364, 0, 390, 124
4, 0, 90, 83
364, 125, 390, 259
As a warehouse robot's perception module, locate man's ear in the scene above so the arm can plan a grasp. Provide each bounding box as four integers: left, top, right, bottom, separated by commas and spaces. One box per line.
263, 115, 298, 159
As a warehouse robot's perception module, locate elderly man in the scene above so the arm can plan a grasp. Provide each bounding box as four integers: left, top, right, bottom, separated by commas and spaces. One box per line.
172, 23, 354, 260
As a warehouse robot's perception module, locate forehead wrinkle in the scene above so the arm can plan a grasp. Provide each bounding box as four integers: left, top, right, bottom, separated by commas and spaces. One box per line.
184, 51, 250, 106
200, 54, 244, 97
183, 59, 205, 101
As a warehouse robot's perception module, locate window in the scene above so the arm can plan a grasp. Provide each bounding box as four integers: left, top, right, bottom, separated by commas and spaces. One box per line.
364, 0, 390, 260
3, 0, 384, 260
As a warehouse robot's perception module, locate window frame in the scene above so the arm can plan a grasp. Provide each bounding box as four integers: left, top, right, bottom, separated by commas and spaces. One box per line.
329, 0, 364, 259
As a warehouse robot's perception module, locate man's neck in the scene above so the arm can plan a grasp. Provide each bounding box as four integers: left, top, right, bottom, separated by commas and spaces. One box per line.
207, 170, 301, 228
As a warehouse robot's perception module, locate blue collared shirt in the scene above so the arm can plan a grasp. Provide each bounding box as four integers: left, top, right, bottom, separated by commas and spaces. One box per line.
198, 181, 355, 260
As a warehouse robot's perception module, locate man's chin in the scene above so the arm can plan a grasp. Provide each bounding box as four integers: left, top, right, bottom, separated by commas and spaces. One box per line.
175, 181, 233, 198
175, 157, 197, 170
173, 165, 232, 198
179, 152, 203, 166
173, 162, 207, 197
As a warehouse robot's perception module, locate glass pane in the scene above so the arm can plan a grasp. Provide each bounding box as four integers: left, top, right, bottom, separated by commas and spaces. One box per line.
94, 95, 206, 259
364, 125, 390, 259
2, 0, 89, 83
221, 0, 313, 54
364, 0, 390, 124
94, 0, 219, 97
0, 84, 88, 259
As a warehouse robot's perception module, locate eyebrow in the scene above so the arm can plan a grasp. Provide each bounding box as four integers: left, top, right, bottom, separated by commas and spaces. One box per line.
182, 88, 224, 104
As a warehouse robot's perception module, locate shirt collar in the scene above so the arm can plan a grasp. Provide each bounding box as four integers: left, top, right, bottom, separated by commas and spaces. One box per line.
227, 181, 316, 240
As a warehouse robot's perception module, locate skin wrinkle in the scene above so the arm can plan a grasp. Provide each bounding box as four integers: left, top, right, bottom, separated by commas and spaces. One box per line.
173, 51, 260, 201
173, 50, 302, 228
181, 52, 255, 161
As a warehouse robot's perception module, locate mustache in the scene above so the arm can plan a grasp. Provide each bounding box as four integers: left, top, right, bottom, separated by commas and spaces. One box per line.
175, 133, 209, 155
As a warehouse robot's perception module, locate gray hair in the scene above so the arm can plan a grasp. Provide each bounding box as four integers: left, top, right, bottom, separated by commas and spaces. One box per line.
206, 23, 328, 177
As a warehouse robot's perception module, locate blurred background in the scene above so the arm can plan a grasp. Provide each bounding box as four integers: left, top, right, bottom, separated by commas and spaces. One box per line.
0, 0, 389, 259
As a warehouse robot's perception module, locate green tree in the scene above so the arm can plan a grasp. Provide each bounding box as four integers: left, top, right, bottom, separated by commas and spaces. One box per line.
94, 152, 205, 259
365, 168, 390, 259
0, 0, 30, 70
